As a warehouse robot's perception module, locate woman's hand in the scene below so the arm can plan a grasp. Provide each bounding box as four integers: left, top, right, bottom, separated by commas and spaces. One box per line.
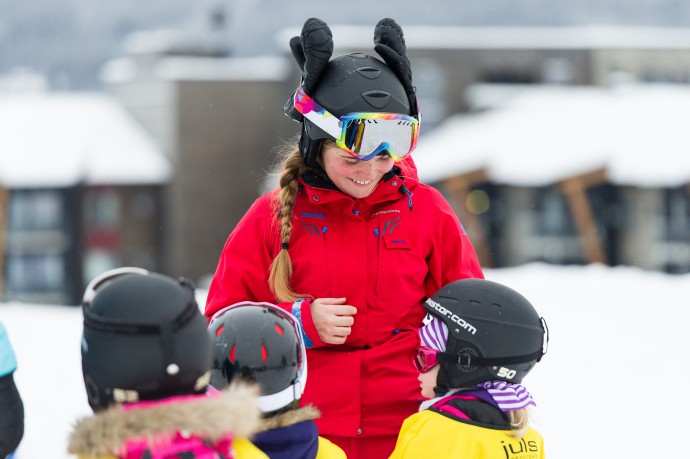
310, 298, 357, 345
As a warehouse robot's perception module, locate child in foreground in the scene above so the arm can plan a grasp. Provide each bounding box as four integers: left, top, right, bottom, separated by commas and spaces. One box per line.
68, 267, 267, 458
389, 278, 548, 459
0, 321, 24, 458
208, 301, 345, 459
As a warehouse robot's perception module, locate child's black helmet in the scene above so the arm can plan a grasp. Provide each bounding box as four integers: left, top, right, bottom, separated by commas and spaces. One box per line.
424, 279, 548, 390
81, 267, 212, 412
207, 301, 307, 414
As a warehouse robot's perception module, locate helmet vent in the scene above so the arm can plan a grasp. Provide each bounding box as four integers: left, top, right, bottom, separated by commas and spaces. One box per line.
274, 323, 284, 336
215, 324, 225, 336
356, 67, 383, 80
361, 90, 392, 109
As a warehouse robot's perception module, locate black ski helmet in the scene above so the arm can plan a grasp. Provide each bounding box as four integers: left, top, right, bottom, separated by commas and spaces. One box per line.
284, 18, 418, 166
298, 53, 412, 166
423, 279, 548, 390
207, 301, 307, 414
81, 267, 212, 412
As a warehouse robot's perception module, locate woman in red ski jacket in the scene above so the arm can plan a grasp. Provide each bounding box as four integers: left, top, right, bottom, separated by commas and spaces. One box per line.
205, 18, 484, 459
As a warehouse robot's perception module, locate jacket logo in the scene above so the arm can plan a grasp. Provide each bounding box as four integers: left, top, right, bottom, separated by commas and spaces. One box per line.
425, 298, 477, 335
300, 211, 326, 219
371, 209, 400, 218
299, 222, 327, 237
501, 439, 540, 458
382, 217, 401, 235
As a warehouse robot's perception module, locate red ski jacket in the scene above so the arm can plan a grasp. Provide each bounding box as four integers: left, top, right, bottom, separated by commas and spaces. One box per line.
205, 160, 483, 439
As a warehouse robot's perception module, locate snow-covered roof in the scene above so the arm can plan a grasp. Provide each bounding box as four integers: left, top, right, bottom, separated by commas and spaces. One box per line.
278, 24, 690, 52
0, 92, 171, 188
101, 56, 290, 84
413, 83, 690, 187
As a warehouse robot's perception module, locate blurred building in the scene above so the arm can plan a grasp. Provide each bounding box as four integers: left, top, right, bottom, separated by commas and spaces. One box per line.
319, 25, 690, 129
0, 93, 170, 304
285, 24, 690, 273
99, 27, 296, 285
105, 23, 690, 284
5, 24, 690, 305
414, 83, 690, 272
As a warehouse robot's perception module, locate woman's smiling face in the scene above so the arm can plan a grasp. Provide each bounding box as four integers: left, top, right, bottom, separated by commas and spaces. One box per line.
321, 144, 394, 199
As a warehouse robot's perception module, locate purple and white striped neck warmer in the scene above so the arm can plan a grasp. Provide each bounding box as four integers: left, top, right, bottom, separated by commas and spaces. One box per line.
475, 380, 536, 411
419, 315, 536, 412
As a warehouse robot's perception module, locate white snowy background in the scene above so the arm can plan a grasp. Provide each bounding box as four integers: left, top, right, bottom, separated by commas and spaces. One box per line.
2, 262, 689, 458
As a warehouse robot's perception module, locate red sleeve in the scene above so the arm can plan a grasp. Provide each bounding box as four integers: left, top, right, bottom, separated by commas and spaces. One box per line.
424, 190, 484, 297
204, 195, 277, 320
204, 195, 326, 349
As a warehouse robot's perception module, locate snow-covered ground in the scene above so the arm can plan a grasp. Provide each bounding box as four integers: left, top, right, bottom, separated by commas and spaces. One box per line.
2, 262, 689, 458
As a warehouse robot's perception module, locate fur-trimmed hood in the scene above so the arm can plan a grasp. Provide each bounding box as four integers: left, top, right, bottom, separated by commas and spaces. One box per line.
68, 383, 261, 456
256, 405, 320, 433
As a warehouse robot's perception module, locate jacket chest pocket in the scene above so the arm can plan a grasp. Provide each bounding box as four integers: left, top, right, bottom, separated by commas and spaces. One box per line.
383, 233, 411, 250
375, 221, 427, 323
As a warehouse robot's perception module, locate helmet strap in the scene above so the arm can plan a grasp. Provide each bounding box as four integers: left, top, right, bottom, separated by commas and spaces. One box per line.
436, 348, 545, 368
299, 124, 323, 167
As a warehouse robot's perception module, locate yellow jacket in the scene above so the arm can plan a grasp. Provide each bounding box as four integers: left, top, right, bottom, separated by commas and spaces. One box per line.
389, 402, 544, 458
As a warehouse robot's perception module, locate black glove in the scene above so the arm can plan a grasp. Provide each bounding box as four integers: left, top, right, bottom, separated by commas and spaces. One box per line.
284, 18, 334, 122
373, 18, 418, 114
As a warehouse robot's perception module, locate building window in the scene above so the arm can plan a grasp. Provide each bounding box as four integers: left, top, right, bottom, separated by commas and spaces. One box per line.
4, 189, 71, 302
665, 187, 690, 242
82, 188, 121, 285
6, 254, 65, 294
527, 188, 584, 265
9, 190, 63, 231
661, 187, 690, 273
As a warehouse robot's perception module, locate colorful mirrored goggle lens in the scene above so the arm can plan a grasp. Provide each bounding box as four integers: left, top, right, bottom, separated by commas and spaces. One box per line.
410, 346, 439, 373
293, 86, 419, 162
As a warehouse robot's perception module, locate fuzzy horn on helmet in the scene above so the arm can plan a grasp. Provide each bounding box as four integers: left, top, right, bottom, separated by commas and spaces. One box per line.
373, 18, 418, 116
283, 18, 333, 122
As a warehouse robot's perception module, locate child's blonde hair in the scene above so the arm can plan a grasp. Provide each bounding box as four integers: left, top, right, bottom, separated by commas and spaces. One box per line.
508, 408, 530, 438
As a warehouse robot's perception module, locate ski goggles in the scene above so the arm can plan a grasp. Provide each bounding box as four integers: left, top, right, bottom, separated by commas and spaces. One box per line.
292, 85, 420, 162
410, 346, 440, 373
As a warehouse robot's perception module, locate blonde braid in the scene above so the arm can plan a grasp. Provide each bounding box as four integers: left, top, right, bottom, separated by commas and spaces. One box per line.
268, 146, 310, 302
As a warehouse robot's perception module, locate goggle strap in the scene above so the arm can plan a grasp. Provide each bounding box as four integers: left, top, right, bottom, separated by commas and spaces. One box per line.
83, 294, 198, 337
293, 87, 342, 139
82, 267, 200, 369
